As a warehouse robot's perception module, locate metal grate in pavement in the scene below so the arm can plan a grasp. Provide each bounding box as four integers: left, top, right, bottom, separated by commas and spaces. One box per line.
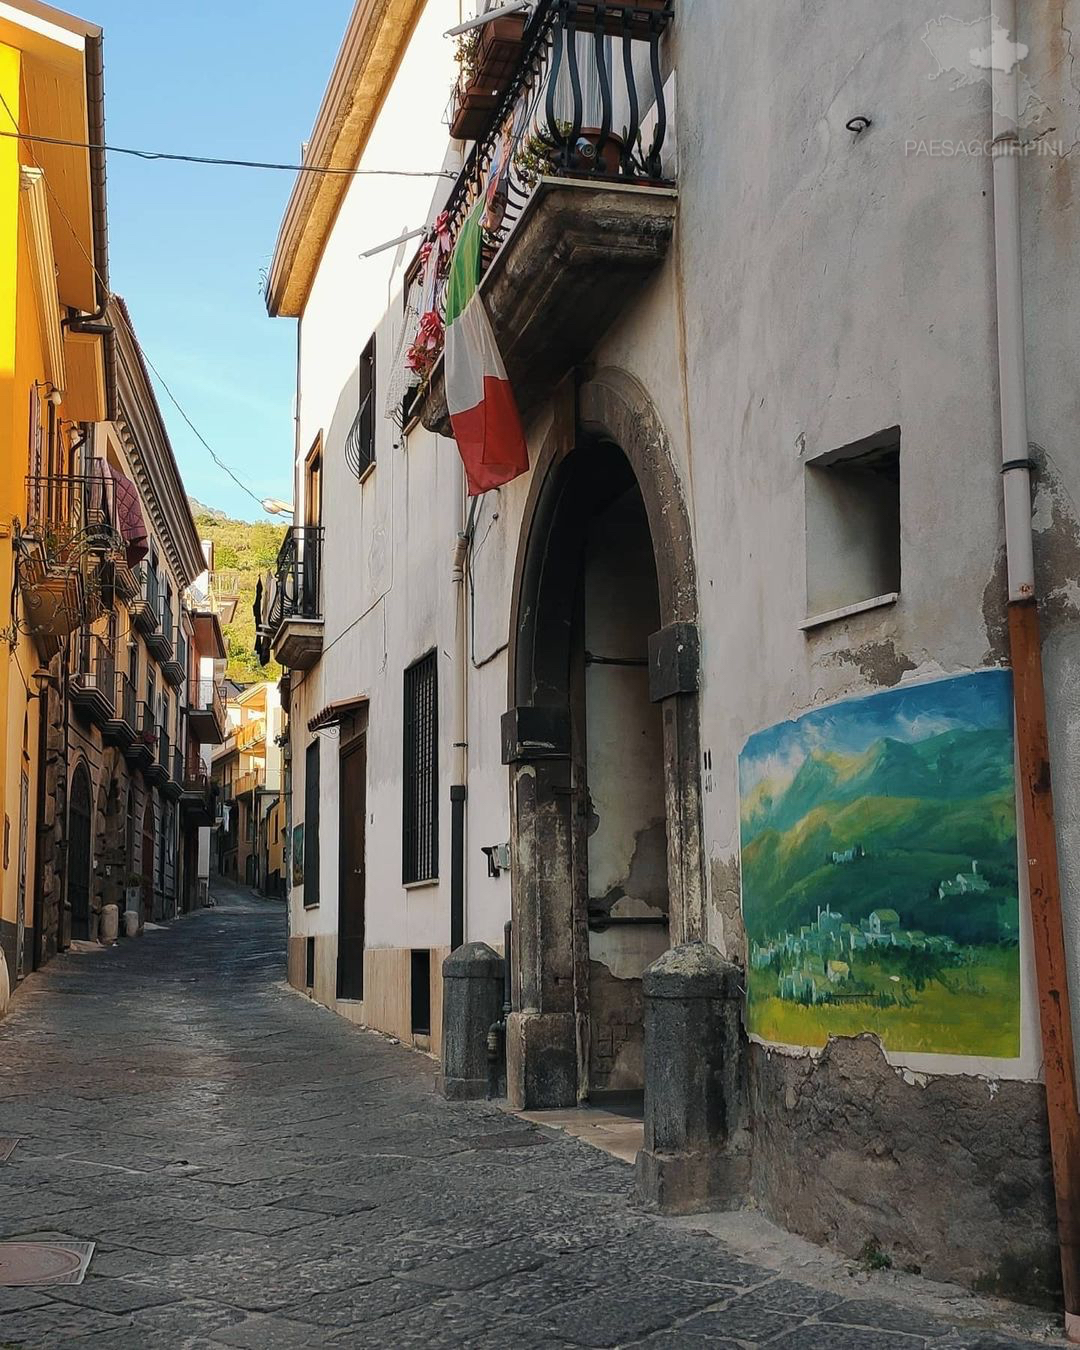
0, 1138, 18, 1162
0, 1241, 95, 1286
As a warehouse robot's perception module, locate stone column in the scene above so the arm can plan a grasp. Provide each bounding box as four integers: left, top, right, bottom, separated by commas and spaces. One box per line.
439, 942, 505, 1100
636, 942, 748, 1214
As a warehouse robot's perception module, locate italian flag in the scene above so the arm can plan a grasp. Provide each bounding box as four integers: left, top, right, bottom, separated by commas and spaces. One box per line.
444, 203, 529, 496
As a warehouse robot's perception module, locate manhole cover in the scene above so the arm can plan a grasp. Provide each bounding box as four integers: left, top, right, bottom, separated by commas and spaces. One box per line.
467, 1131, 548, 1150
0, 1241, 95, 1286
0, 1139, 18, 1162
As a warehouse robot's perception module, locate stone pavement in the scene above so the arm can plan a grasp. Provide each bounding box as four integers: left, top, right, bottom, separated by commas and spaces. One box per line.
0, 882, 1066, 1348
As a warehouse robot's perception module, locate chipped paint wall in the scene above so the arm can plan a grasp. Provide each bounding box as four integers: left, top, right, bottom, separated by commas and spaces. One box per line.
584, 487, 668, 1092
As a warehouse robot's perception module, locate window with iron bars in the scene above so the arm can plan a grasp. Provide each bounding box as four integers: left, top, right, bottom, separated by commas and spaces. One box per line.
402, 650, 438, 885
345, 333, 376, 480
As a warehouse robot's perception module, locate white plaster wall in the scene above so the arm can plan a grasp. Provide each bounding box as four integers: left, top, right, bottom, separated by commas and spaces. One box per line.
284, 0, 1080, 1076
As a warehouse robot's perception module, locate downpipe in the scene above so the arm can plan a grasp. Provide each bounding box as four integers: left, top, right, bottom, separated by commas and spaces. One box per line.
991, 4, 1080, 1335
449, 480, 477, 953
487, 918, 513, 1099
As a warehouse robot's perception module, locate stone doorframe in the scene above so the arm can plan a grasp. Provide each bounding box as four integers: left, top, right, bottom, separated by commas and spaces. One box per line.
502, 367, 705, 1109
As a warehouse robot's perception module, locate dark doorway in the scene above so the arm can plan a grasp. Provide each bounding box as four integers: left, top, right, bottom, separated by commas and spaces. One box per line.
68, 762, 92, 941
141, 798, 155, 924
337, 732, 367, 1000
411, 949, 431, 1035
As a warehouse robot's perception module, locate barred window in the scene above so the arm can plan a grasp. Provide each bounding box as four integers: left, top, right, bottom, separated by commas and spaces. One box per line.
346, 334, 376, 479
402, 651, 438, 884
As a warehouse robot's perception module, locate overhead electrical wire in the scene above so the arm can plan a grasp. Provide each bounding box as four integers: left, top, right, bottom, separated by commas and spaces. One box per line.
0, 92, 293, 514
0, 129, 455, 179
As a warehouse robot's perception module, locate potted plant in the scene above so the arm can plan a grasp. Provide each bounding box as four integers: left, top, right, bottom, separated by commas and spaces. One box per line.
475, 9, 527, 86
569, 0, 670, 36
513, 124, 625, 185
448, 12, 528, 142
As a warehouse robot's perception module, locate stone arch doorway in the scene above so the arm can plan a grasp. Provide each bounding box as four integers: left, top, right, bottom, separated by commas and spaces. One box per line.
503, 370, 703, 1109
68, 761, 93, 942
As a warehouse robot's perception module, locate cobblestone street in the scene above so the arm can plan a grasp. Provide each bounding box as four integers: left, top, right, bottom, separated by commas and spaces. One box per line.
0, 884, 1066, 1348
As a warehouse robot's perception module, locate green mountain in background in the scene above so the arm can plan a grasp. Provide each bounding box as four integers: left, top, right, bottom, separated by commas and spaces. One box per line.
741, 728, 1018, 947
189, 499, 285, 684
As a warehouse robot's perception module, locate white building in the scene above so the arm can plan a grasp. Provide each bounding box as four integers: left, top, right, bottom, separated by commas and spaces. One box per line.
263, 0, 1080, 1306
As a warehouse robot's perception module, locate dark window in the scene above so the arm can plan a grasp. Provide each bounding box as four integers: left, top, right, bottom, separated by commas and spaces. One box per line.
411, 949, 431, 1034
305, 936, 315, 989
402, 651, 438, 884
304, 739, 321, 907
346, 334, 376, 479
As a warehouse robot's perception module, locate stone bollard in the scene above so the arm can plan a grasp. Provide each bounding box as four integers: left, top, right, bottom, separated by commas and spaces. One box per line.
0, 949, 9, 1016
123, 910, 141, 939
439, 942, 505, 1100
100, 904, 119, 946
636, 941, 748, 1214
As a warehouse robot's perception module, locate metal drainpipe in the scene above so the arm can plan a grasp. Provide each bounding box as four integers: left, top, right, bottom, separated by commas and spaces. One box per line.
991, 3, 1080, 1334
449, 485, 477, 954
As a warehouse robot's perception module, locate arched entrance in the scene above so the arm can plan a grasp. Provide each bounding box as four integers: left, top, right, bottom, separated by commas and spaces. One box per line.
68, 762, 92, 941
141, 797, 155, 924
504, 370, 703, 1109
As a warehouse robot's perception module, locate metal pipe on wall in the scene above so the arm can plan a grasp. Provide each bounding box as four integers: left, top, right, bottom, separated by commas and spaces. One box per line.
449, 461, 474, 953
990, 2, 1080, 1334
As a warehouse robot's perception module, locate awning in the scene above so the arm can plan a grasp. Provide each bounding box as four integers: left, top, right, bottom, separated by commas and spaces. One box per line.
100, 458, 149, 568
308, 696, 368, 732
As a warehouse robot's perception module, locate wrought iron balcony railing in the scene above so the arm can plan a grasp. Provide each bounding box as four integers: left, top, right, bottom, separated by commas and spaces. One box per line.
269, 526, 323, 630
115, 670, 137, 730
438, 2, 671, 271
172, 746, 184, 785
73, 632, 115, 701
190, 678, 225, 720
23, 471, 123, 563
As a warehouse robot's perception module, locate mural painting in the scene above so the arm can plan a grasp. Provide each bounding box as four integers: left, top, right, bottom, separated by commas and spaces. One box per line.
738, 671, 1020, 1058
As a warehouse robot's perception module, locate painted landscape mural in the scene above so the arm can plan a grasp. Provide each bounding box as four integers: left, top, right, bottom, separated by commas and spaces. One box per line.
739, 671, 1020, 1058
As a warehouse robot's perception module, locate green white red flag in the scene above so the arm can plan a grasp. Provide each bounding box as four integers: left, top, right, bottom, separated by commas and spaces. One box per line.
444, 203, 528, 496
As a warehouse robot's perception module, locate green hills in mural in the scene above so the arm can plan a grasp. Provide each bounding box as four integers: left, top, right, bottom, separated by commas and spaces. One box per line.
741, 728, 1018, 949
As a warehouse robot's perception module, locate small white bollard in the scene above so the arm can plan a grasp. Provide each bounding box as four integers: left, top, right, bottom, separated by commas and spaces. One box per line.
100, 904, 119, 946
123, 910, 140, 939
0, 950, 9, 1015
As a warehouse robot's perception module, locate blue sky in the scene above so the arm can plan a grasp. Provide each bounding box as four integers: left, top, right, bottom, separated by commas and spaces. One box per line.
91, 0, 354, 521
739, 670, 1014, 796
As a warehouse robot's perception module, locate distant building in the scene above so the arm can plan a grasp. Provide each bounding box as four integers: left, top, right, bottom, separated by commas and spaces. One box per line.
939, 860, 990, 900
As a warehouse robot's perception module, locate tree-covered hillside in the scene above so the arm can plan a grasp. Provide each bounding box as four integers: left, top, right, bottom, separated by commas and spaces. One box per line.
189, 500, 285, 683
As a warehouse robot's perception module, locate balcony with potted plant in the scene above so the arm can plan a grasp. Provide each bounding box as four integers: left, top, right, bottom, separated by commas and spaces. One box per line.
411, 0, 676, 437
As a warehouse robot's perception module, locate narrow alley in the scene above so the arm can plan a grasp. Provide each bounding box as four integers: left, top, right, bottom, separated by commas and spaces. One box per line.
0, 890, 1065, 1348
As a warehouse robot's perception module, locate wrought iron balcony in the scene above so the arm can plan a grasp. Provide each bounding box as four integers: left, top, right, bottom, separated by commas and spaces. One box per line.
180, 748, 217, 824
412, 0, 676, 434
146, 724, 170, 787
266, 526, 324, 671
131, 565, 160, 637
123, 700, 157, 769
71, 633, 116, 725
162, 625, 187, 688
188, 678, 226, 745
164, 745, 185, 802
147, 595, 174, 662
17, 473, 124, 649
104, 670, 138, 750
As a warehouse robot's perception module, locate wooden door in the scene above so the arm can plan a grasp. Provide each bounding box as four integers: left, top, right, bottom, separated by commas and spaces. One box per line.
69, 765, 92, 940
337, 734, 366, 1000
141, 800, 155, 923
15, 769, 29, 977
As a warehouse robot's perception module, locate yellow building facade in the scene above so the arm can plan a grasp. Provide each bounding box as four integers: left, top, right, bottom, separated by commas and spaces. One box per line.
0, 2, 109, 1005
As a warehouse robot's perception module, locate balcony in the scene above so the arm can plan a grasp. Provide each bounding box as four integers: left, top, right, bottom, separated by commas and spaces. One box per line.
147, 597, 174, 663
103, 671, 138, 750
234, 766, 265, 799
143, 725, 167, 788
266, 526, 323, 671
17, 472, 124, 654
163, 625, 187, 689
123, 701, 156, 769
131, 566, 160, 637
180, 750, 217, 826
236, 718, 266, 752
188, 678, 226, 745
413, 0, 676, 436
70, 633, 116, 726
163, 745, 184, 802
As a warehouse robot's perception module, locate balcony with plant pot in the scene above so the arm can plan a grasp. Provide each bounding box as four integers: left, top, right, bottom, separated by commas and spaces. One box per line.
411, 0, 676, 436
16, 472, 123, 657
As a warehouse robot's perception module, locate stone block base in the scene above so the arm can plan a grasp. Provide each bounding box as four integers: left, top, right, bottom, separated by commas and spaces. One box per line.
506, 1010, 577, 1110
636, 1145, 750, 1215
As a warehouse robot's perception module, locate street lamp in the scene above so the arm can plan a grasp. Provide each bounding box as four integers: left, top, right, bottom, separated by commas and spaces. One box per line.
261, 499, 294, 517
